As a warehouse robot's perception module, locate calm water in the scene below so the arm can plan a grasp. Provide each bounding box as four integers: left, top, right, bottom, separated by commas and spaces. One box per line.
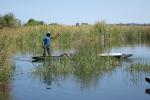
3, 45, 150, 100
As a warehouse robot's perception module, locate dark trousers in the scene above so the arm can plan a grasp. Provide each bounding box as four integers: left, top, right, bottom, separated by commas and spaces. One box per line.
43, 47, 51, 57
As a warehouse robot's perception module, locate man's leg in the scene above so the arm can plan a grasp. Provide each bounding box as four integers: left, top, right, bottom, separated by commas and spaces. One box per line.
47, 48, 51, 56
43, 48, 46, 57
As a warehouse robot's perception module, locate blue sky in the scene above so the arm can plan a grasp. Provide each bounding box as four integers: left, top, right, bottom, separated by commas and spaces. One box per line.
0, 0, 150, 24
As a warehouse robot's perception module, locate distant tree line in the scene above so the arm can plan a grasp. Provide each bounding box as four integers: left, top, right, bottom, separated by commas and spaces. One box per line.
24, 18, 45, 26
113, 23, 150, 26
1, 13, 150, 29
0, 13, 46, 28
0, 13, 21, 28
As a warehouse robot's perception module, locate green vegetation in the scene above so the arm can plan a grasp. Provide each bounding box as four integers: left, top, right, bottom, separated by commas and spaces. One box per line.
0, 13, 150, 85
25, 19, 45, 26
0, 13, 21, 28
0, 32, 14, 84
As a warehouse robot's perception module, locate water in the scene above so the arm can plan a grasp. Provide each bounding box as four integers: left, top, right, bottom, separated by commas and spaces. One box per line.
2, 45, 150, 100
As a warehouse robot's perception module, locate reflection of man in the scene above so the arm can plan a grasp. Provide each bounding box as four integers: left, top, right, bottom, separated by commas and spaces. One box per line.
43, 61, 53, 89
43, 71, 53, 88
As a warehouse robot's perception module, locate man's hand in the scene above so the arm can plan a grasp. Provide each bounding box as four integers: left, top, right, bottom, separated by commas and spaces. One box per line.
57, 33, 60, 36
55, 33, 60, 38
42, 44, 45, 48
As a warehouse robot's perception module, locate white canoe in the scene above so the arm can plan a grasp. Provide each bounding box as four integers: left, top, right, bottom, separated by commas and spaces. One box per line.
98, 53, 133, 59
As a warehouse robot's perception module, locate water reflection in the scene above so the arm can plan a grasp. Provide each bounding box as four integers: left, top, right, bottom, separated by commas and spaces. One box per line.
113, 57, 150, 96
110, 45, 150, 85
0, 83, 10, 100
32, 59, 65, 90
145, 89, 150, 95
32, 53, 150, 90
11, 44, 150, 100
42, 61, 53, 89
32, 56, 120, 91
125, 59, 150, 85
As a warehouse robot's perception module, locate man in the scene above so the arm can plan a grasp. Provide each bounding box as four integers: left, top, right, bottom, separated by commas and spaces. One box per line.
43, 31, 59, 57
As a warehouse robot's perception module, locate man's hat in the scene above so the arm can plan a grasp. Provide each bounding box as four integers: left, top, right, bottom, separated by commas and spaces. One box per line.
46, 31, 51, 37
47, 31, 50, 34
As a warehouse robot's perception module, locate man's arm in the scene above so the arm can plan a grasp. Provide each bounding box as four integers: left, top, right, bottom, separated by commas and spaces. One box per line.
50, 33, 60, 39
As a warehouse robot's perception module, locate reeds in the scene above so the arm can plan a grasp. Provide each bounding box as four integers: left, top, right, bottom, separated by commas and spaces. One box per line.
1, 22, 149, 53
0, 32, 13, 83
0, 22, 150, 84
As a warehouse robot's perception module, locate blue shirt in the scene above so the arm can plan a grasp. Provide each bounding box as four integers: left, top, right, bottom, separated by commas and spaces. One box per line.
43, 36, 51, 48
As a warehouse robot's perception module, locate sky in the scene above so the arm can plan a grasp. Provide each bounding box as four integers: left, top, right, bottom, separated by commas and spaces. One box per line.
0, 0, 150, 25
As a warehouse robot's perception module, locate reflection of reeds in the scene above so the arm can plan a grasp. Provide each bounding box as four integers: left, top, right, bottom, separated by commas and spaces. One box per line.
0, 82, 10, 100
32, 57, 120, 89
126, 62, 150, 85
128, 63, 150, 73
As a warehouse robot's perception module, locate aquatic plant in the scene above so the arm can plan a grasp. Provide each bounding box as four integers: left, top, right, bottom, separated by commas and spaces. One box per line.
0, 33, 13, 83
1, 21, 150, 85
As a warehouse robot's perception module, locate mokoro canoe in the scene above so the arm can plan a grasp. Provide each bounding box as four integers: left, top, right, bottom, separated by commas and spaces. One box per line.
32, 53, 71, 61
32, 56, 59, 61
145, 77, 150, 83
98, 53, 133, 59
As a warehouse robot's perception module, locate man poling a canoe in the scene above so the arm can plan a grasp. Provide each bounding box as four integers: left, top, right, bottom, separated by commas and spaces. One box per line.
42, 31, 60, 57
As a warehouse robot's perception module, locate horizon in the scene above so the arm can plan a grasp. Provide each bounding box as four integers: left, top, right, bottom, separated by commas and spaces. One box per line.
0, 0, 150, 25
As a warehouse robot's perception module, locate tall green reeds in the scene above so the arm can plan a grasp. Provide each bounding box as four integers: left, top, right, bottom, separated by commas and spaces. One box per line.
0, 21, 150, 85
0, 32, 12, 83
1, 22, 149, 54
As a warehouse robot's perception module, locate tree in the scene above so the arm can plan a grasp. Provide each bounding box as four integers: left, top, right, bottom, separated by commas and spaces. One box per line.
0, 13, 21, 28
0, 15, 5, 28
26, 19, 45, 26
3, 13, 16, 27
26, 19, 37, 26
81, 23, 89, 26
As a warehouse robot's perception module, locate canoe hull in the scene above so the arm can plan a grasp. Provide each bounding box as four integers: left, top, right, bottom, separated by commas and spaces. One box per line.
32, 56, 63, 61
99, 53, 133, 59
32, 56, 52, 61
120, 54, 133, 59
32, 53, 71, 61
